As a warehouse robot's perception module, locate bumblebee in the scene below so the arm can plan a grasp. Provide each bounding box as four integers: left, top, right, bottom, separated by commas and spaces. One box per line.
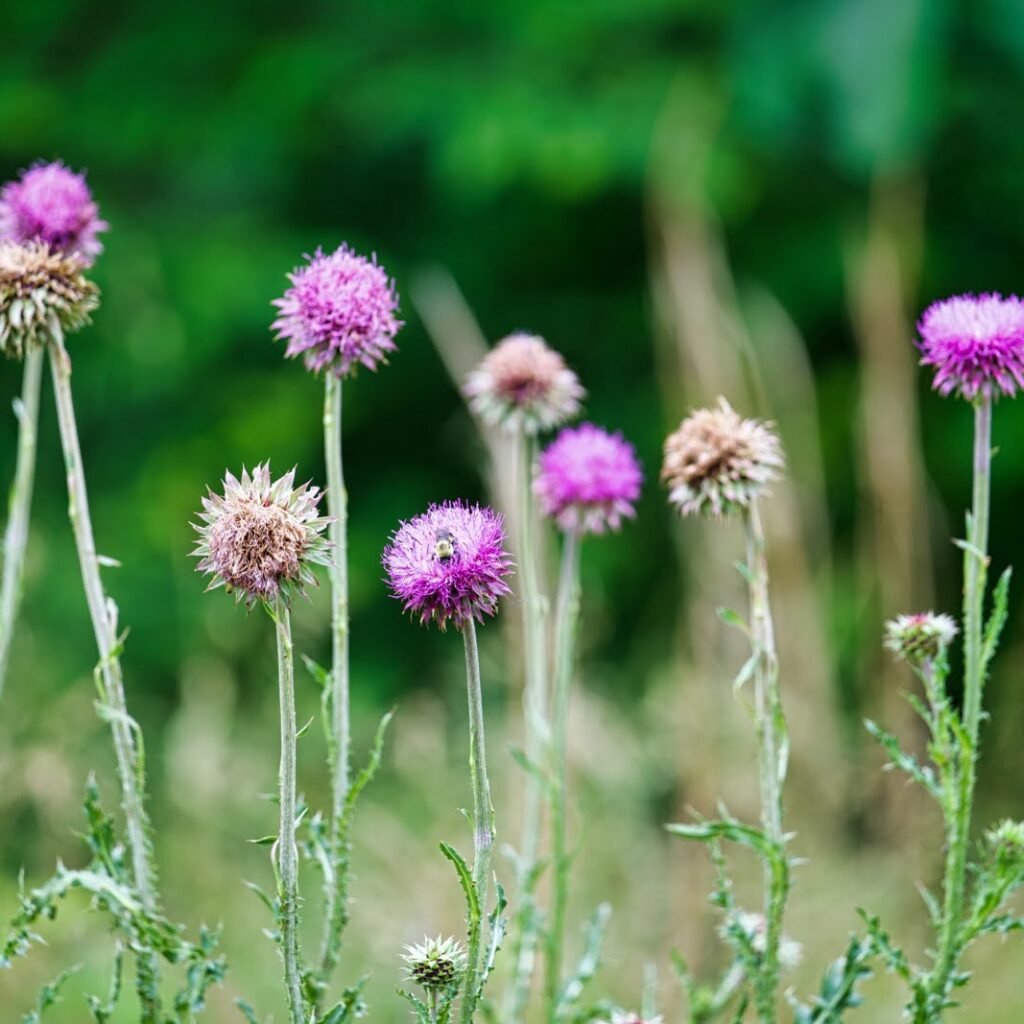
433, 528, 456, 562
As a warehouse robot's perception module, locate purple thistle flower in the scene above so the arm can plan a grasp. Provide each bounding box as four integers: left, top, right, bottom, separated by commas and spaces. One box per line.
272, 244, 402, 378
382, 501, 513, 631
917, 293, 1024, 400
534, 423, 643, 535
0, 161, 107, 267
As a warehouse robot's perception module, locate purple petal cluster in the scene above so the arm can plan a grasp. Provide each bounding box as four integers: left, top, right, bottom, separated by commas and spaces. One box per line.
272, 244, 401, 377
382, 501, 513, 631
0, 162, 107, 266
917, 293, 1024, 400
534, 423, 643, 535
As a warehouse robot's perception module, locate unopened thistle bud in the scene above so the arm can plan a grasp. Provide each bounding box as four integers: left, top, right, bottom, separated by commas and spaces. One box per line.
463, 332, 584, 434
0, 241, 98, 359
193, 463, 331, 608
401, 935, 467, 992
661, 398, 783, 519
883, 612, 959, 665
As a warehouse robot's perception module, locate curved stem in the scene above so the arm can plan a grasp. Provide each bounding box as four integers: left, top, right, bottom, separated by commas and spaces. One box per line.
0, 345, 44, 697
274, 593, 306, 1024
545, 531, 581, 1020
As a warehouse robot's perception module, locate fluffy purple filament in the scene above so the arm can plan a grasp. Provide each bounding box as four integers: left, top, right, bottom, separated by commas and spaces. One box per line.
382, 501, 513, 631
534, 422, 643, 535
272, 244, 402, 377
917, 292, 1024, 400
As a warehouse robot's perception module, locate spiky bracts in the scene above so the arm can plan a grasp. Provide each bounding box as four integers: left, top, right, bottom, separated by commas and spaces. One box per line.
193, 463, 331, 608
401, 935, 467, 992
883, 612, 959, 665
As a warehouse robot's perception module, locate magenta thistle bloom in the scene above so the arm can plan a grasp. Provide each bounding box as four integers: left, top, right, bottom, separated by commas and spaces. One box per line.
534, 423, 643, 535
382, 501, 513, 631
917, 293, 1024, 400
0, 161, 107, 267
272, 244, 402, 377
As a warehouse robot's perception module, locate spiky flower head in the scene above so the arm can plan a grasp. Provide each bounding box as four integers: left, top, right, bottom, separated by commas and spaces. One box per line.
608, 1013, 664, 1024
463, 332, 584, 434
401, 935, 467, 991
0, 241, 99, 359
661, 398, 783, 519
383, 501, 513, 631
917, 293, 1024, 400
193, 464, 331, 608
883, 612, 959, 665
534, 423, 643, 535
985, 819, 1024, 872
722, 911, 803, 969
272, 243, 401, 377
0, 161, 107, 266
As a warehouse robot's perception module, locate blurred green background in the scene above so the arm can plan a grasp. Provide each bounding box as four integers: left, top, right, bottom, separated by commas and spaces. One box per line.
2, 0, 1024, 1019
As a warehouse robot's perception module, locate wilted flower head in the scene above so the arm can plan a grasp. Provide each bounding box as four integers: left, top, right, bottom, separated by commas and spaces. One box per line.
272, 243, 401, 377
917, 293, 1024, 400
463, 332, 584, 434
534, 423, 643, 535
0, 161, 107, 266
193, 464, 331, 608
0, 241, 99, 359
883, 612, 959, 665
722, 911, 802, 969
661, 398, 783, 518
401, 935, 467, 991
383, 501, 513, 631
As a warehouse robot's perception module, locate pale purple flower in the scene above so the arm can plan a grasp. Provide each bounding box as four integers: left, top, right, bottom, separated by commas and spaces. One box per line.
917, 293, 1024, 400
883, 612, 958, 665
534, 423, 643, 535
382, 501, 513, 631
272, 244, 401, 377
0, 161, 107, 266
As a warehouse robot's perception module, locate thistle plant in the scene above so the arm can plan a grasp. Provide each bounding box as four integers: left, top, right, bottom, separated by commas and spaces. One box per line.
194, 463, 331, 1024
383, 500, 513, 1024
662, 399, 792, 1024
462, 331, 584, 1024
533, 423, 642, 1019
401, 935, 469, 1024
273, 243, 401, 1006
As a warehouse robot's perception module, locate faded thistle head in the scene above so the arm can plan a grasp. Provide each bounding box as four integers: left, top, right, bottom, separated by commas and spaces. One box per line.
401, 935, 467, 992
662, 398, 783, 519
0, 241, 99, 359
985, 820, 1024, 870
463, 332, 584, 434
272, 243, 401, 377
383, 501, 513, 631
193, 464, 331, 608
534, 423, 643, 535
883, 613, 958, 666
721, 910, 803, 969
607, 1013, 664, 1024
917, 293, 1024, 401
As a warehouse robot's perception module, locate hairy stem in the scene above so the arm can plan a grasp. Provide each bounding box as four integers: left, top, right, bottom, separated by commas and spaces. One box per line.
0, 345, 44, 696
546, 530, 581, 1019
274, 593, 306, 1024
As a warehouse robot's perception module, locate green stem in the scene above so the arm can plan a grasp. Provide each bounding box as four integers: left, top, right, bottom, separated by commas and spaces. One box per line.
507, 430, 549, 1024
742, 501, 788, 1024
931, 396, 992, 1007
460, 616, 495, 1024
317, 371, 351, 993
274, 593, 306, 1024
545, 530, 581, 1020
0, 344, 44, 697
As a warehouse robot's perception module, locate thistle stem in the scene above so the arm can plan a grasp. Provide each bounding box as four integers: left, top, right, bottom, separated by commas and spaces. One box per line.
273, 592, 306, 1024
0, 345, 44, 697
460, 616, 495, 1024
931, 396, 992, 1004
317, 371, 352, 991
546, 530, 581, 1019
507, 430, 549, 1024
742, 501, 788, 1024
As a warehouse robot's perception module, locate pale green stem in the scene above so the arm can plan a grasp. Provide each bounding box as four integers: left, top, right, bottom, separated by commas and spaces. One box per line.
742, 501, 788, 1024
317, 371, 351, 992
507, 429, 549, 1024
274, 593, 306, 1024
0, 345, 44, 697
460, 616, 495, 1024
545, 531, 581, 1019
48, 326, 160, 1021
931, 397, 992, 1005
